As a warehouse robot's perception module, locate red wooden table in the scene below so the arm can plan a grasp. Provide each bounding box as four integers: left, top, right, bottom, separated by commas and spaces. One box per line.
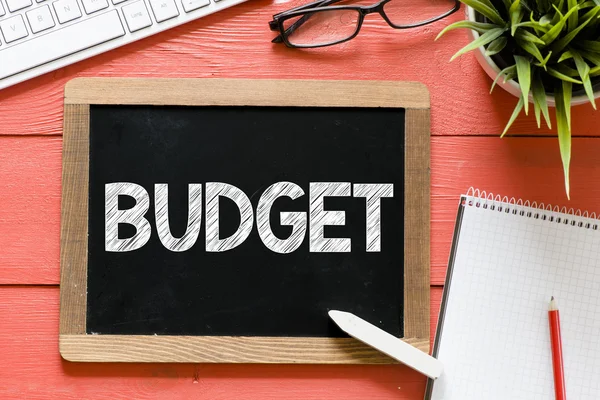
2, 1, 600, 398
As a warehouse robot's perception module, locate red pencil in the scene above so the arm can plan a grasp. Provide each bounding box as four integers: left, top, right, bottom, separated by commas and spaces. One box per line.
549, 296, 566, 400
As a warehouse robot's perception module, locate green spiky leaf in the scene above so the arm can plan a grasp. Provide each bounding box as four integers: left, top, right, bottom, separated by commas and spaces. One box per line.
556, 64, 581, 77
577, 49, 600, 66
550, 6, 600, 53
516, 38, 546, 63
514, 29, 546, 45
567, 0, 578, 31
449, 28, 507, 61
513, 21, 550, 32
532, 74, 552, 129
491, 65, 517, 93
515, 55, 531, 115
540, 5, 579, 46
510, 0, 524, 35
547, 67, 583, 83
579, 1, 599, 10
435, 21, 498, 40
535, 51, 553, 70
501, 97, 525, 138
578, 39, 600, 53
571, 49, 597, 108
554, 83, 572, 199
563, 80, 572, 131
550, 2, 565, 25
558, 51, 574, 62
460, 0, 506, 25
485, 37, 508, 56
581, 6, 600, 32
590, 65, 600, 76
477, 0, 501, 13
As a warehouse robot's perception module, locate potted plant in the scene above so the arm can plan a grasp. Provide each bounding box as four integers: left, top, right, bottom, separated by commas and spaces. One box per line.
436, 0, 600, 199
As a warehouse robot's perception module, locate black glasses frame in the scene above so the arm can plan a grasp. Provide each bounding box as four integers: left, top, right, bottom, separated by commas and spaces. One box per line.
269, 0, 460, 48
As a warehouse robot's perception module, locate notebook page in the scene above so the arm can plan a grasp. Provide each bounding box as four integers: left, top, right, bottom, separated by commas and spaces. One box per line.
430, 196, 600, 400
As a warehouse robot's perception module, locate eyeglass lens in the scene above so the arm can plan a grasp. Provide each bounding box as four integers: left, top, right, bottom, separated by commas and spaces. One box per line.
283, 9, 361, 47
383, 0, 457, 27
282, 0, 457, 47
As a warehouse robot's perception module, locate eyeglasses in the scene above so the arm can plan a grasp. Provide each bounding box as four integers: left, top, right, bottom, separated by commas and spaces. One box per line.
269, 0, 460, 48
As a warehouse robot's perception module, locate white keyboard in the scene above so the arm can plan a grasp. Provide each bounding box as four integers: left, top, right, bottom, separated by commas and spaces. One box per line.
0, 0, 247, 90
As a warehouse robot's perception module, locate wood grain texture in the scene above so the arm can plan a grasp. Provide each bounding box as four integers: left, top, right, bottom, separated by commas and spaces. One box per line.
60, 335, 429, 364
403, 109, 430, 342
0, 286, 442, 399
60, 78, 430, 362
0, 136, 62, 284
4, 136, 600, 285
64, 78, 430, 108
0, 2, 599, 137
60, 104, 90, 335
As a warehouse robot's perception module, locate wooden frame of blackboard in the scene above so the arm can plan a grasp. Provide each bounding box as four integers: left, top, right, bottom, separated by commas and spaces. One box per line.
59, 78, 430, 363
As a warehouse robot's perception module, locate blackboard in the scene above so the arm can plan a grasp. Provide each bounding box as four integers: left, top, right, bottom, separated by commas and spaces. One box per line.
59, 78, 430, 364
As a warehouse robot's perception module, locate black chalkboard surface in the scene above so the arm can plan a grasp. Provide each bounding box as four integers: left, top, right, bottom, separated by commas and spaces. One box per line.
59, 78, 430, 363
87, 105, 405, 337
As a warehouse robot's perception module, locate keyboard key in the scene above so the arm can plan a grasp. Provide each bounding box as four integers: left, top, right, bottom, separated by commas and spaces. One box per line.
181, 0, 207, 13
122, 0, 152, 32
149, 0, 178, 22
26, 5, 55, 33
53, 0, 82, 23
0, 15, 28, 43
0, 10, 124, 79
81, 0, 108, 14
0, 1, 5, 16
6, 0, 32, 12
112, 0, 128, 4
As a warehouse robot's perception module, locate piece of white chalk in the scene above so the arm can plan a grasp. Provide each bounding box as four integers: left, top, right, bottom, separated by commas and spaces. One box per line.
328, 310, 443, 379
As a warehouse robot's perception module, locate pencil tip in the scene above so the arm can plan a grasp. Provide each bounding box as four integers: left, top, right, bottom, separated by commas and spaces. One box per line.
551, 296, 554, 301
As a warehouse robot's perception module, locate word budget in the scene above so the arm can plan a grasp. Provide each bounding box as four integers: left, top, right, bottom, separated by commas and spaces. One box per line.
105, 181, 394, 254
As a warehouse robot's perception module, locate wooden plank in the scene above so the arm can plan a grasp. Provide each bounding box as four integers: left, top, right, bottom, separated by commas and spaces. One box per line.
60, 335, 427, 364
0, 136, 61, 284
0, 286, 442, 399
4, 136, 600, 285
60, 104, 90, 335
1, 3, 599, 137
403, 109, 430, 342
64, 78, 430, 108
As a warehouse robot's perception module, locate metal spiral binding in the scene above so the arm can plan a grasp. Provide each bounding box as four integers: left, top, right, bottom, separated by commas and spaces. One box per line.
464, 187, 600, 231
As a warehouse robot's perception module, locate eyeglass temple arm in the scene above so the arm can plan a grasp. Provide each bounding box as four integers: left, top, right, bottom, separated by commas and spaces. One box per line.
271, 0, 341, 21
269, 0, 345, 43
271, 14, 312, 43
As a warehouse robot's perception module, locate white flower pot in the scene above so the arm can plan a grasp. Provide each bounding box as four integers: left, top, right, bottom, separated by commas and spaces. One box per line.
466, 6, 595, 107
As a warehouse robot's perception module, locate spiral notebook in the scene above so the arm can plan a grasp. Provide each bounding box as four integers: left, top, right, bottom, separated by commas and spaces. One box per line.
425, 190, 600, 400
